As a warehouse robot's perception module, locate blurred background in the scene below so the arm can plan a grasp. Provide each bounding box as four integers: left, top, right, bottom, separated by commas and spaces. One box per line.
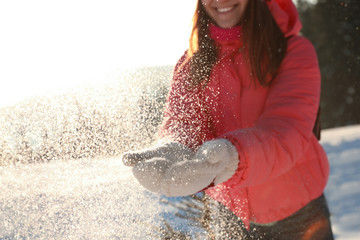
298, 0, 359, 129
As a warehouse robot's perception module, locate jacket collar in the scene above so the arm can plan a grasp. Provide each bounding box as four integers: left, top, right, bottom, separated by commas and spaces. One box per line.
209, 24, 242, 42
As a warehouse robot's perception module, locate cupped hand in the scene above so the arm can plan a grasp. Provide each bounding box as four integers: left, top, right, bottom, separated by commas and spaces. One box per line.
160, 139, 239, 197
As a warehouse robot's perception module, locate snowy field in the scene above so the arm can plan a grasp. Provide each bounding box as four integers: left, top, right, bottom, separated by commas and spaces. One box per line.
0, 125, 359, 239
321, 125, 360, 240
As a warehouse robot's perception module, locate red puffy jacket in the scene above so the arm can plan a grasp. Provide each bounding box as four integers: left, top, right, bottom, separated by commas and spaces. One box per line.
159, 0, 329, 227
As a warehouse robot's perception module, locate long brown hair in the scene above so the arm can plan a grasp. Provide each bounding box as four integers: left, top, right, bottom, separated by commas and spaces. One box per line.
185, 0, 287, 87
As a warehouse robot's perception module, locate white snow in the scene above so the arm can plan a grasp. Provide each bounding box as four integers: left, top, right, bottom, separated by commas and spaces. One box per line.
0, 159, 164, 239
321, 125, 360, 146
0, 125, 359, 239
321, 125, 360, 240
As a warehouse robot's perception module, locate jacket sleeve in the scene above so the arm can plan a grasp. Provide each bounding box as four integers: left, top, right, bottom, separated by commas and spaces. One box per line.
157, 54, 214, 149
222, 36, 321, 187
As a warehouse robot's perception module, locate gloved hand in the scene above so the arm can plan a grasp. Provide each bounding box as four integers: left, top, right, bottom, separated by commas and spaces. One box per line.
160, 139, 239, 197
121, 142, 195, 193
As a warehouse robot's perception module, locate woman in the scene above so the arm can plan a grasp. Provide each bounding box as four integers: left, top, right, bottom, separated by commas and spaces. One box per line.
122, 0, 334, 238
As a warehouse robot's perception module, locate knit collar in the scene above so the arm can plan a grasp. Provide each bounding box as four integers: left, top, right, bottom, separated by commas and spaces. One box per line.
209, 24, 242, 42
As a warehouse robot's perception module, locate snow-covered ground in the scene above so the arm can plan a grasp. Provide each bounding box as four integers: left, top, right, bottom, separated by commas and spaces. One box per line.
321, 125, 360, 240
0, 125, 359, 239
0, 158, 167, 239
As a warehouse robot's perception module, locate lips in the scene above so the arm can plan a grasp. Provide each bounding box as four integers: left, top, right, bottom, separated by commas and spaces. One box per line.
217, 6, 234, 13
216, 4, 238, 13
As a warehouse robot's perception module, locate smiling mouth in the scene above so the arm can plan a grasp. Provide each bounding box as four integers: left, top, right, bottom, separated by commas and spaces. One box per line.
216, 5, 237, 13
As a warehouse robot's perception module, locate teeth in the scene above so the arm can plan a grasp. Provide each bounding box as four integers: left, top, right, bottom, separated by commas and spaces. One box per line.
217, 7, 234, 13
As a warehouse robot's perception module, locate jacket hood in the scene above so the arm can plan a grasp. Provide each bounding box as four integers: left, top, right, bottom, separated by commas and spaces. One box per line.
267, 0, 302, 37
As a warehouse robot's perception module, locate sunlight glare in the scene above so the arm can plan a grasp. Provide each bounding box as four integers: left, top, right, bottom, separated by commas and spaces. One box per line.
0, 0, 195, 108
